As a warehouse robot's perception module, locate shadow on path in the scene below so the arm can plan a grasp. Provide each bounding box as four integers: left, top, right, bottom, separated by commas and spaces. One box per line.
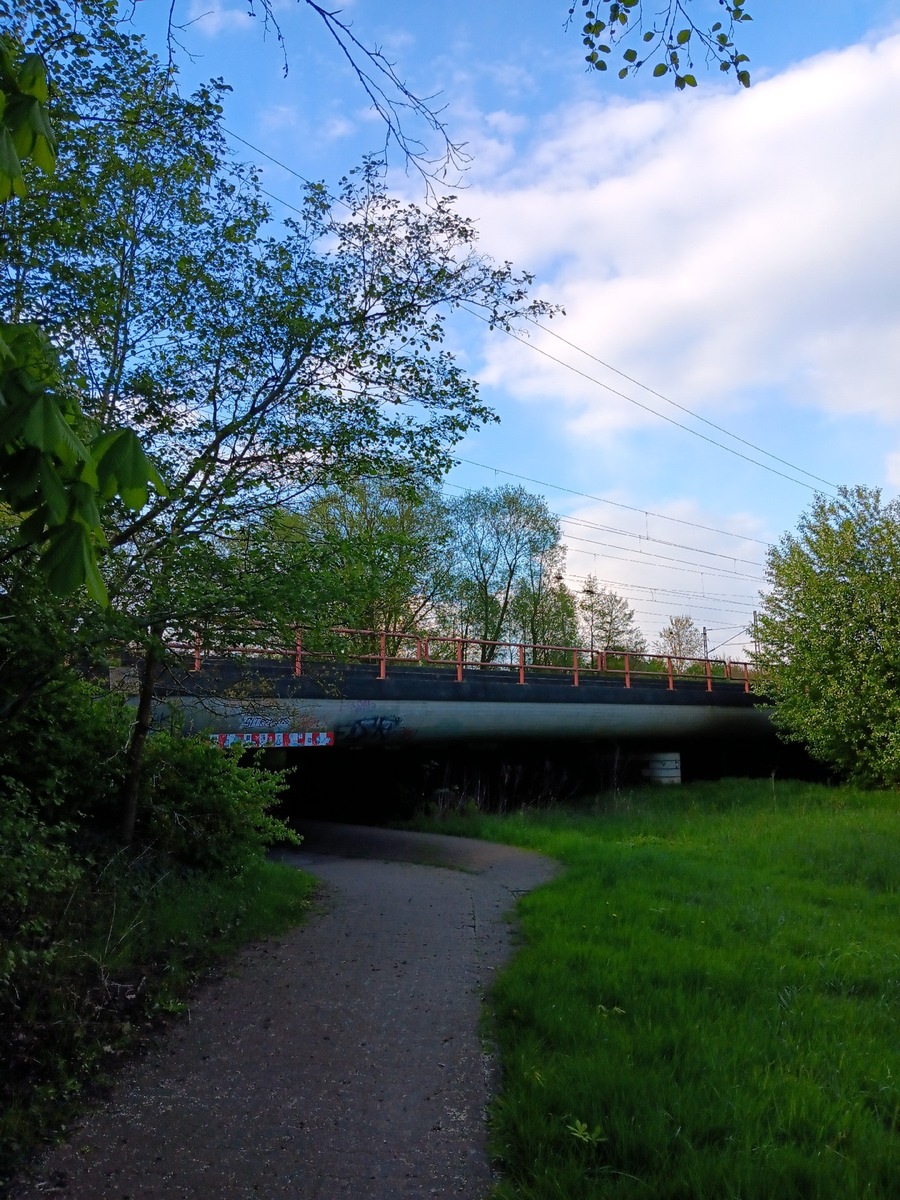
14, 824, 556, 1199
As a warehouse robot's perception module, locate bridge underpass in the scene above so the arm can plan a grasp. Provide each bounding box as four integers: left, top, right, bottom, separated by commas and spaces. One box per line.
135, 630, 813, 817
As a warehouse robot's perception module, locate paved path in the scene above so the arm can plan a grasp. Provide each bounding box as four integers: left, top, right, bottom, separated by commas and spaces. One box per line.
15, 823, 556, 1199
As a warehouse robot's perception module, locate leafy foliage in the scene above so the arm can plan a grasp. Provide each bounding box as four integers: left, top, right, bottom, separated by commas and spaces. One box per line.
570, 0, 753, 89
447, 486, 562, 660
755, 486, 900, 786
578, 574, 646, 653
0, 12, 166, 601
655, 612, 705, 669
138, 734, 297, 875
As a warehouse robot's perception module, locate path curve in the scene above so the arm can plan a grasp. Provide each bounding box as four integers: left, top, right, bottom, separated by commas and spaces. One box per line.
15, 822, 556, 1199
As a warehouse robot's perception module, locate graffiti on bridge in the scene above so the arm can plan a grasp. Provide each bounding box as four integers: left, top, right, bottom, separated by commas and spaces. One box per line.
339, 714, 403, 743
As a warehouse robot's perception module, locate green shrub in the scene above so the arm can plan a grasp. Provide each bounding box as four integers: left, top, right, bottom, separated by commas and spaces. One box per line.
138, 734, 298, 874
0, 778, 82, 995
0, 679, 129, 828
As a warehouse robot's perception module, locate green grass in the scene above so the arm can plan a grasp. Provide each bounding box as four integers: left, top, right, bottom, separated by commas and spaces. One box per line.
414, 780, 899, 1199
0, 856, 316, 1188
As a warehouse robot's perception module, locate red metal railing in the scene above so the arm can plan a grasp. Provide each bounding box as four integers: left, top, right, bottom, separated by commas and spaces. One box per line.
174, 627, 753, 694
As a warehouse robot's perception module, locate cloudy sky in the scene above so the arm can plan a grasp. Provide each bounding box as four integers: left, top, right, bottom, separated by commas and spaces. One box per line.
132, 1, 900, 655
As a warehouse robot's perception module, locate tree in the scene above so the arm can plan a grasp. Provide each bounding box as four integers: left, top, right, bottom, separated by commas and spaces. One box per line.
3, 12, 550, 838
578, 575, 646, 653
234, 1, 754, 103
250, 480, 456, 638
754, 486, 900, 787
447, 486, 561, 661
569, 0, 753, 90
655, 613, 704, 670
509, 543, 579, 663
0, 12, 164, 599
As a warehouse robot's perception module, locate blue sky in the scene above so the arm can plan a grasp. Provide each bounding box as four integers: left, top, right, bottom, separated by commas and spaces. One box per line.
127, 2, 900, 655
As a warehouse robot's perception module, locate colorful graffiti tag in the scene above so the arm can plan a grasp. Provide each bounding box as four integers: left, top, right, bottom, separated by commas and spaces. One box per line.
209, 731, 335, 748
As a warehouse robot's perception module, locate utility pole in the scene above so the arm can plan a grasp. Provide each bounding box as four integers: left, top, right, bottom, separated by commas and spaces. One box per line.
702, 625, 708, 659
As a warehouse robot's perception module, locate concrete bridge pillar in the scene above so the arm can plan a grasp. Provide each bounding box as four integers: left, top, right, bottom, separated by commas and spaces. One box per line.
640, 752, 682, 785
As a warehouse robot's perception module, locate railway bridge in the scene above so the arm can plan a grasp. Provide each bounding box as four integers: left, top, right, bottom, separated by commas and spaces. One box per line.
147, 629, 773, 783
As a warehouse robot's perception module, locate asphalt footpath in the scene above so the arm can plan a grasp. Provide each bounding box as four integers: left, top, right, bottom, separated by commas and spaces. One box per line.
13, 822, 557, 1200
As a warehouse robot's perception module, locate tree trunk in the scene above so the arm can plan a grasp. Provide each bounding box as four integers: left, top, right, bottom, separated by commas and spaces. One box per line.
119, 633, 160, 846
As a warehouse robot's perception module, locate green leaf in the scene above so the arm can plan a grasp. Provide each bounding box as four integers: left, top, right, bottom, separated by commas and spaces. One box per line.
676, 29, 691, 45
0, 126, 25, 200
652, 63, 668, 77
18, 54, 49, 103
40, 521, 107, 603
92, 427, 167, 510
683, 74, 698, 87
0, 398, 30, 445
623, 48, 638, 63
38, 458, 69, 524
21, 392, 89, 463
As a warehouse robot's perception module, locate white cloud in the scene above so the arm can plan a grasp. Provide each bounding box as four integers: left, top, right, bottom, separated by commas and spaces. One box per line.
460, 34, 900, 439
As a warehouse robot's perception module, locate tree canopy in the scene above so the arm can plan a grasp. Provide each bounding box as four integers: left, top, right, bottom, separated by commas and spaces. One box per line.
754, 486, 900, 787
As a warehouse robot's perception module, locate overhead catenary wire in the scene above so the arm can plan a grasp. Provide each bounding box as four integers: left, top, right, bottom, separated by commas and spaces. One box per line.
453, 459, 772, 547
523, 315, 837, 490
460, 304, 830, 495
212, 126, 783, 639
566, 540, 763, 585
559, 514, 764, 568
438, 479, 765, 572
217, 125, 836, 505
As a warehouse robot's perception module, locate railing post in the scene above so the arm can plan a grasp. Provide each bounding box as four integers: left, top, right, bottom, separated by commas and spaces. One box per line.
667, 656, 674, 690
705, 657, 712, 692
415, 637, 423, 665
294, 630, 303, 677
518, 642, 525, 685
572, 649, 579, 687
456, 637, 463, 683
743, 662, 750, 694
624, 652, 631, 689
601, 650, 607, 674
379, 631, 387, 680
193, 633, 202, 672
423, 637, 430, 664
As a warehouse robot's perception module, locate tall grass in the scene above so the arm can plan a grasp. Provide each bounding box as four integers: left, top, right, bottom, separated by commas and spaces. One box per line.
416, 780, 899, 1199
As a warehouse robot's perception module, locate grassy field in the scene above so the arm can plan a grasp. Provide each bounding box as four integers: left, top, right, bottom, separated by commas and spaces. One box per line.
415, 780, 899, 1199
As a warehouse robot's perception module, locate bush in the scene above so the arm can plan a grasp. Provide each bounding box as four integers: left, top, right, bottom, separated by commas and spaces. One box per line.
138, 734, 298, 874
0, 679, 129, 829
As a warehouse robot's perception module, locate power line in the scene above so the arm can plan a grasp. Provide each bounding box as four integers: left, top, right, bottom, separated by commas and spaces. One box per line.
461, 304, 828, 494
561, 533, 764, 582
454, 459, 772, 546
439, 480, 768, 568
224, 126, 331, 196
559, 515, 763, 568
218, 125, 834, 504
566, 571, 757, 608
524, 316, 837, 490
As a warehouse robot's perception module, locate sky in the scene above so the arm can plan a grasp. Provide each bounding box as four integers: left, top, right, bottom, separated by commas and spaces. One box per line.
127, 1, 900, 657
